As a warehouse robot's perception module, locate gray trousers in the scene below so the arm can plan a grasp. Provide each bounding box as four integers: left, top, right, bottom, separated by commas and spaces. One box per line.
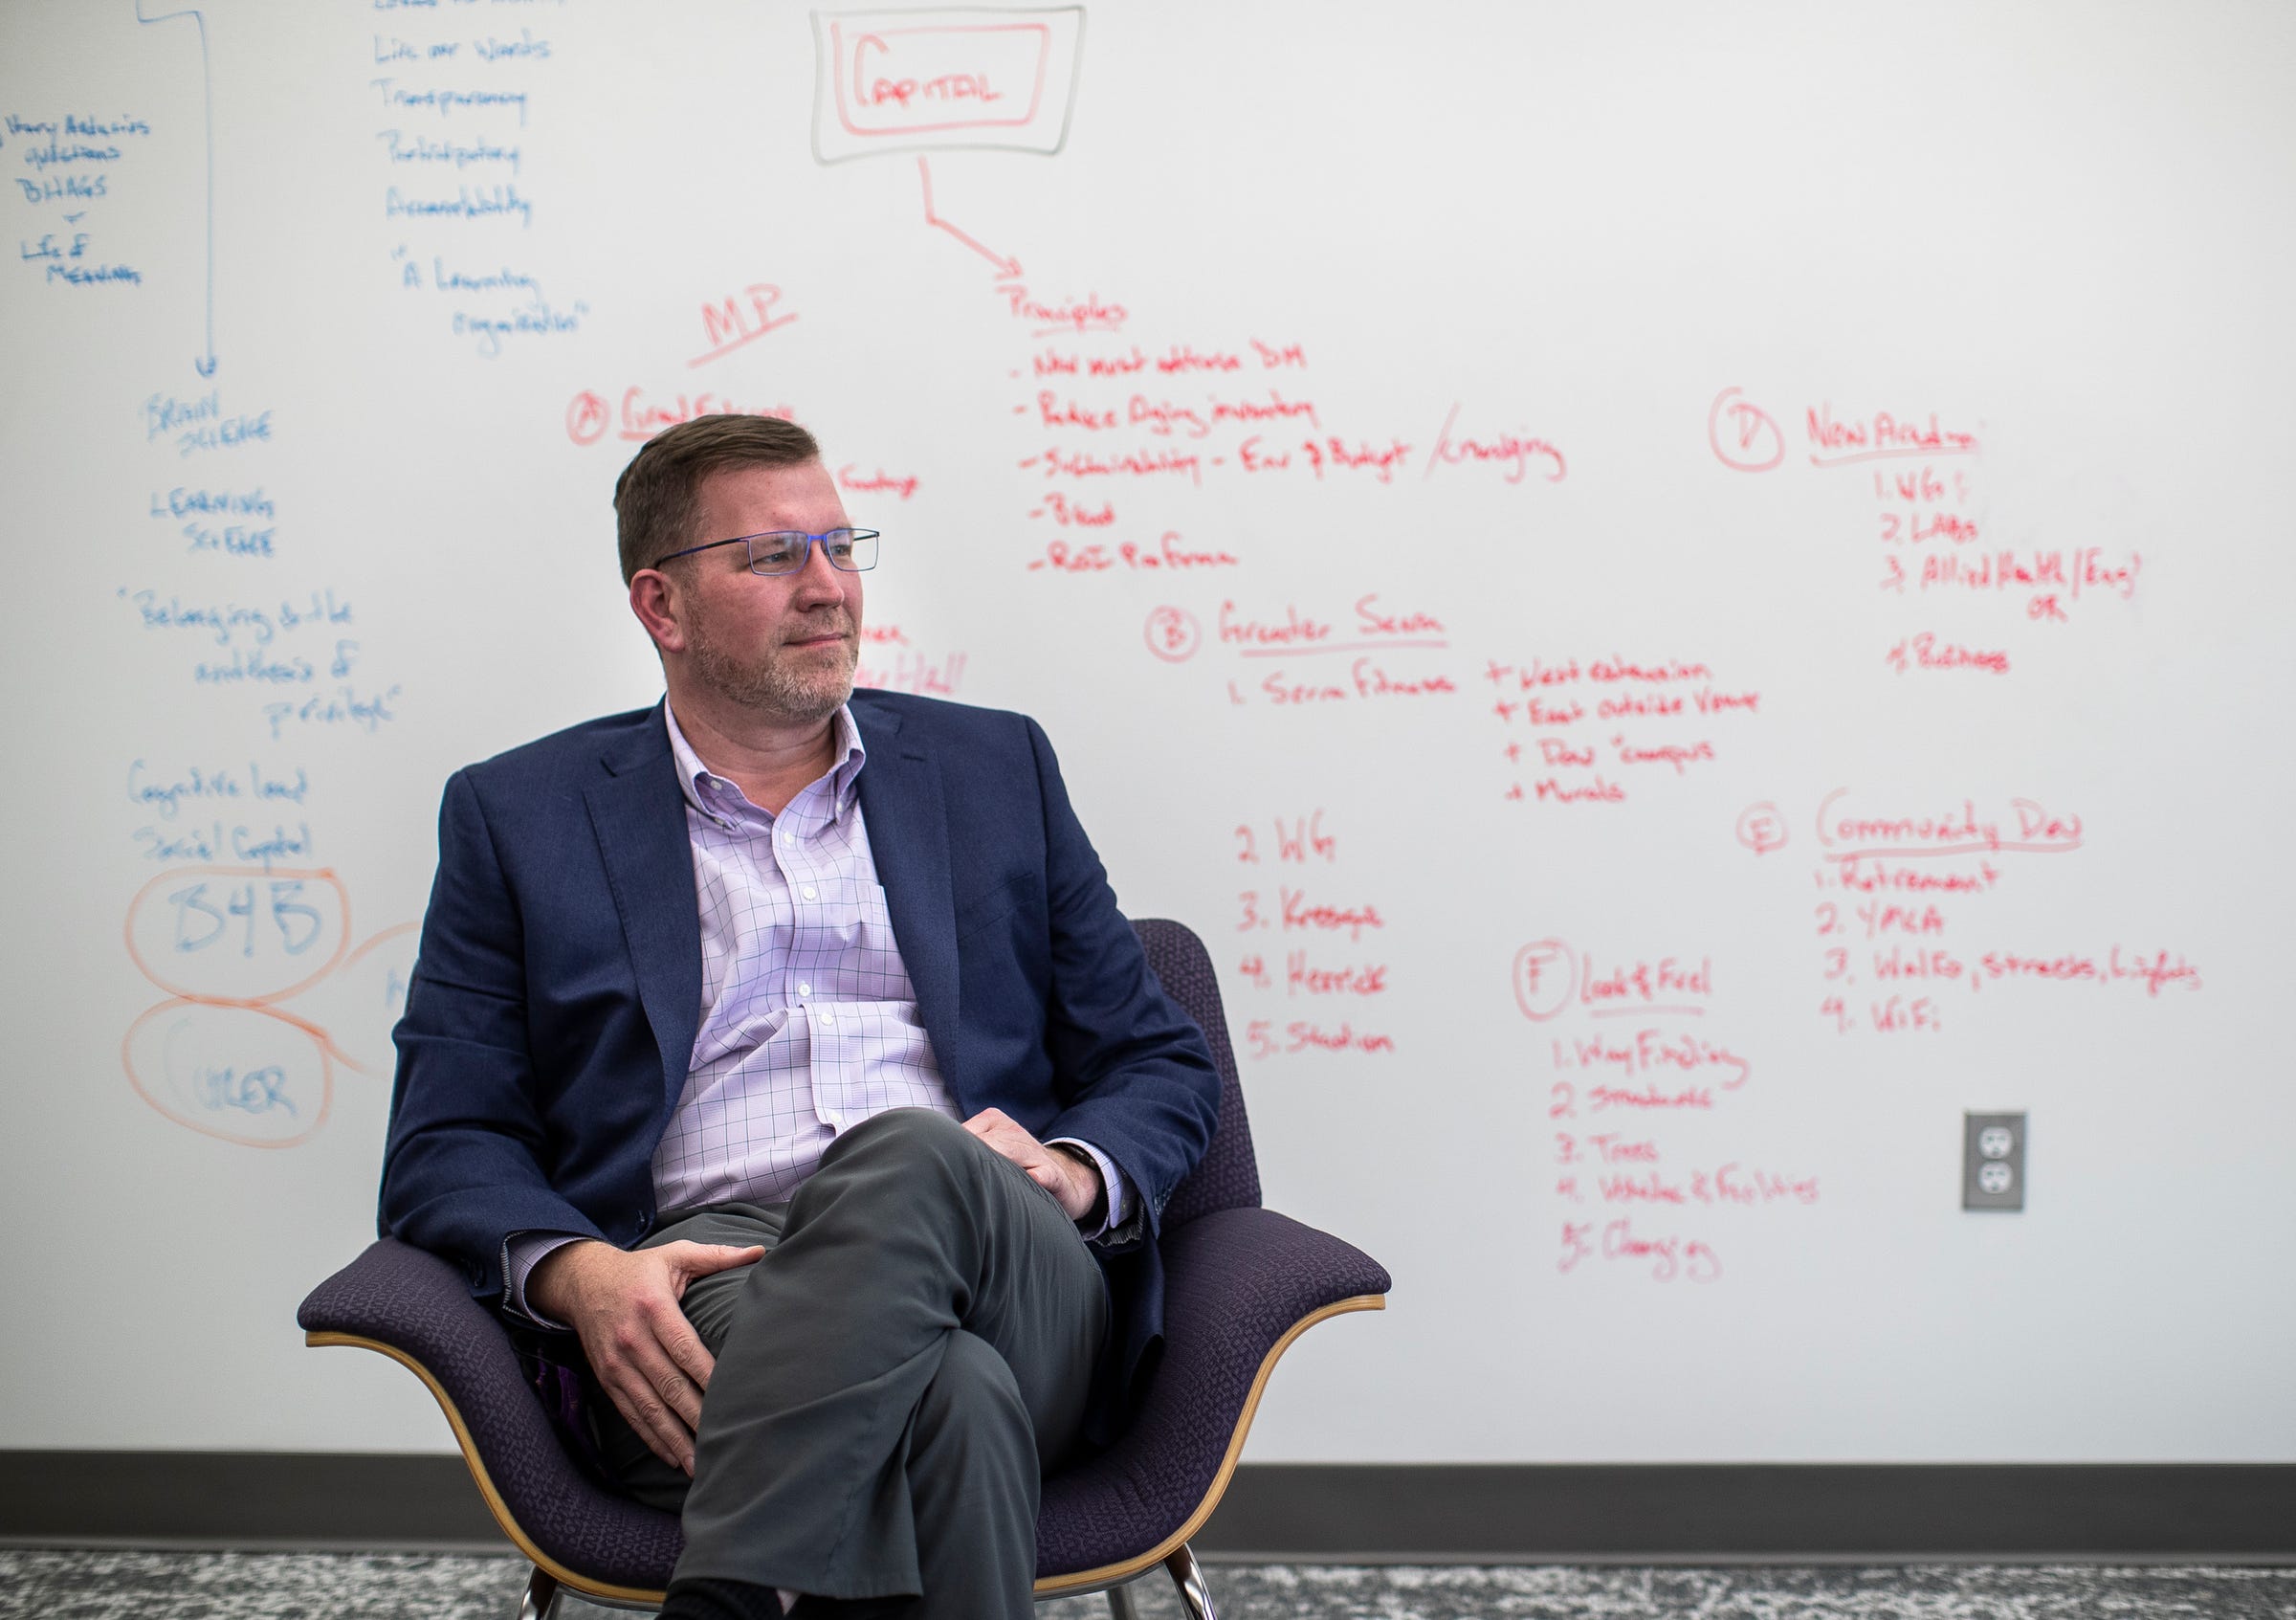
595, 1108, 1111, 1617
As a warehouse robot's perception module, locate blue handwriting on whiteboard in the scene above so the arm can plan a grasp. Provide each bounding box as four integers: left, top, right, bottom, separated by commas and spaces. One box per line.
128, 758, 310, 819
148, 487, 279, 558
369, 80, 530, 126
150, 487, 275, 519
454, 299, 587, 357
474, 30, 552, 61
376, 129, 522, 172
167, 877, 324, 954
133, 821, 226, 862
143, 390, 273, 455
263, 684, 403, 739
16, 173, 109, 204
123, 587, 350, 649
385, 183, 532, 226
131, 817, 316, 867
188, 1063, 297, 1119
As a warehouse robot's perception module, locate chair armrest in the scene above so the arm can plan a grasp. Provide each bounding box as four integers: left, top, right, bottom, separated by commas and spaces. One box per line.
1036, 1206, 1389, 1579
299, 1239, 683, 1592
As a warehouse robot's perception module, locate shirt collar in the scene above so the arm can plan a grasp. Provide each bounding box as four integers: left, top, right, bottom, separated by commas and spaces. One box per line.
661, 699, 867, 825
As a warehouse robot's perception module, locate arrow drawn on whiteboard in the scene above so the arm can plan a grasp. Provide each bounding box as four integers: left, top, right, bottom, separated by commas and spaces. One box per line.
135, 0, 219, 376
917, 156, 1023, 280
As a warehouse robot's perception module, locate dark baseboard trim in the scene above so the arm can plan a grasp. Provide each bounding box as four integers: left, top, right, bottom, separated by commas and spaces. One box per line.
3, 1455, 2292, 1561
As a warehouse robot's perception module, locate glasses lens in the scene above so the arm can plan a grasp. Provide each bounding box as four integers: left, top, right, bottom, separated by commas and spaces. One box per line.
744, 533, 807, 573
742, 530, 879, 574
827, 529, 879, 572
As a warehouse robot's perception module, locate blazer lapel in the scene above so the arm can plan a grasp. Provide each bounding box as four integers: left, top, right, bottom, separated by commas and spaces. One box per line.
852, 701, 961, 1095
584, 705, 703, 1116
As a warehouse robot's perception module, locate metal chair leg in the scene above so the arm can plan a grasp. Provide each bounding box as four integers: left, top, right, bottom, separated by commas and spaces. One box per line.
1106, 1577, 1143, 1619
1164, 1542, 1217, 1620
517, 1565, 562, 1620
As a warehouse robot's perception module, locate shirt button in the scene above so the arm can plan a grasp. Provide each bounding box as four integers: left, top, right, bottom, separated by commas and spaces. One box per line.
820, 1009, 836, 1025
798, 981, 812, 996
803, 886, 817, 900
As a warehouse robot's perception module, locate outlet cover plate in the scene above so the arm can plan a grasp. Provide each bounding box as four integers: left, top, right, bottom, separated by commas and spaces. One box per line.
1964, 1111, 2026, 1210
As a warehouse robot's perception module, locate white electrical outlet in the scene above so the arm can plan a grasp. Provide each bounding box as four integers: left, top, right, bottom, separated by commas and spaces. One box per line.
1963, 1112, 2025, 1210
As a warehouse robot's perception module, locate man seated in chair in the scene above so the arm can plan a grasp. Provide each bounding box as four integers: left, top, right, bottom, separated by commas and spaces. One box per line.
378, 413, 1220, 1620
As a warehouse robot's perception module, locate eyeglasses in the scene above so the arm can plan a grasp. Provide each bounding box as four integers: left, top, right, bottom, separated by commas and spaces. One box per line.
652, 528, 880, 575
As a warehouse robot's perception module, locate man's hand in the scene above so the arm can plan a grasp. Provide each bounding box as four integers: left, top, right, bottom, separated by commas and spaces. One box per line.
963, 1108, 1103, 1223
527, 1238, 764, 1476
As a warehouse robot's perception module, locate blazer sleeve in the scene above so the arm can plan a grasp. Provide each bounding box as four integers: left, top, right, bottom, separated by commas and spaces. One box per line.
377, 768, 603, 1301
1023, 716, 1222, 1239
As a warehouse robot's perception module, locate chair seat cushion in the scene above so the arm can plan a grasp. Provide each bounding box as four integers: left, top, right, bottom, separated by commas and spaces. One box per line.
302, 1209, 1387, 1587
1035, 1205, 1391, 1575
298, 1239, 683, 1588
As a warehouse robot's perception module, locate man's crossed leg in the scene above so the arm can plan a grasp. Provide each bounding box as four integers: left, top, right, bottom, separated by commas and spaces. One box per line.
594, 1108, 1110, 1619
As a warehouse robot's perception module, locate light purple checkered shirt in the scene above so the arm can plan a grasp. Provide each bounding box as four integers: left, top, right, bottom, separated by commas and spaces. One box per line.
503, 700, 1126, 1323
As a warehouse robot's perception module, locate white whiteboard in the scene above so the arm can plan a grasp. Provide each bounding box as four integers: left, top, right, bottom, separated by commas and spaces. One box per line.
2, 0, 2290, 1465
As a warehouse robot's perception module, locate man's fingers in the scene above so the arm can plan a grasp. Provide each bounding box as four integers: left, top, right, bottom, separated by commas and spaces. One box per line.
597, 1348, 697, 1474
658, 1315, 718, 1394
624, 1307, 709, 1429
668, 1241, 767, 1276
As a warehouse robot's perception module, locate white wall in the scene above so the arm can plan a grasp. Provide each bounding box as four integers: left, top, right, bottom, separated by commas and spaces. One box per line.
1, 0, 2289, 1462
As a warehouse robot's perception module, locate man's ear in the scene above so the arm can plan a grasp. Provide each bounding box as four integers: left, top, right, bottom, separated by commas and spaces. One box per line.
629, 568, 688, 655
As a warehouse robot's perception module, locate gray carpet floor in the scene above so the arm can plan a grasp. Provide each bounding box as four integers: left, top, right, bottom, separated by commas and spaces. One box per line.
1, 1552, 2292, 1620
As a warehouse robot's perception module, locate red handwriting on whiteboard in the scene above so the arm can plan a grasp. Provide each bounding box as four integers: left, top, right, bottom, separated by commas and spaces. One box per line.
1549, 1030, 1752, 1088
1595, 1165, 1820, 1208
1806, 403, 1980, 466
690, 282, 798, 368
1220, 596, 1448, 660
1815, 790, 2083, 860
1557, 1219, 1723, 1282
1736, 803, 1788, 854
853, 649, 966, 697
1708, 387, 1783, 472
1424, 403, 1567, 483
1554, 1132, 1662, 1165
1142, 605, 1201, 661
835, 22, 1041, 130
1026, 534, 1240, 573
1279, 952, 1388, 996
1550, 1078, 1717, 1118
567, 386, 799, 445
1486, 655, 1756, 805
1233, 811, 1337, 865
565, 390, 609, 446
1885, 633, 2010, 675
1028, 492, 1115, 526
1230, 434, 1417, 481
837, 464, 918, 501
1245, 1018, 1397, 1058
1221, 601, 1332, 649
1280, 888, 1383, 939
1793, 792, 2198, 1034
1004, 287, 1127, 336
1880, 547, 2143, 621
1578, 953, 1714, 1013
1022, 445, 1201, 484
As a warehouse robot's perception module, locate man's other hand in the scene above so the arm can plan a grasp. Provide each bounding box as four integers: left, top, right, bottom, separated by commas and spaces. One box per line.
528, 1238, 764, 1476
963, 1107, 1102, 1222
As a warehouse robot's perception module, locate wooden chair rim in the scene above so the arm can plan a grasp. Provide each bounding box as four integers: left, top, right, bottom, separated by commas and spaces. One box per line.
307, 1292, 1385, 1602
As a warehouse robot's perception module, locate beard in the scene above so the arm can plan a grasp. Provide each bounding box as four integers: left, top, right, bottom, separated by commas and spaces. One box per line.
685, 602, 859, 726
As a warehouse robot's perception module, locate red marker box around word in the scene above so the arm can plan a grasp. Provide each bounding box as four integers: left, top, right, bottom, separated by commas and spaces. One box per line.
811, 7, 1085, 161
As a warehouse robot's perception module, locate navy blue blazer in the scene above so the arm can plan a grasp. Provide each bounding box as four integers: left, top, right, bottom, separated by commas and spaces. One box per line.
378, 690, 1221, 1436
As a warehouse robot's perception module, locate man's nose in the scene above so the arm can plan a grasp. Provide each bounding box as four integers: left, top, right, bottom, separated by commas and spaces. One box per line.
789, 535, 846, 598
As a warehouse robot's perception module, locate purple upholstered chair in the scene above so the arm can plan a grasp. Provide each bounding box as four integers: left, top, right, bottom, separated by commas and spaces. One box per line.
301, 918, 1390, 1619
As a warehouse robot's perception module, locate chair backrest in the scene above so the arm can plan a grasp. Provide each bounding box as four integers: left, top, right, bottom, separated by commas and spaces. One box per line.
1131, 918, 1260, 1225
